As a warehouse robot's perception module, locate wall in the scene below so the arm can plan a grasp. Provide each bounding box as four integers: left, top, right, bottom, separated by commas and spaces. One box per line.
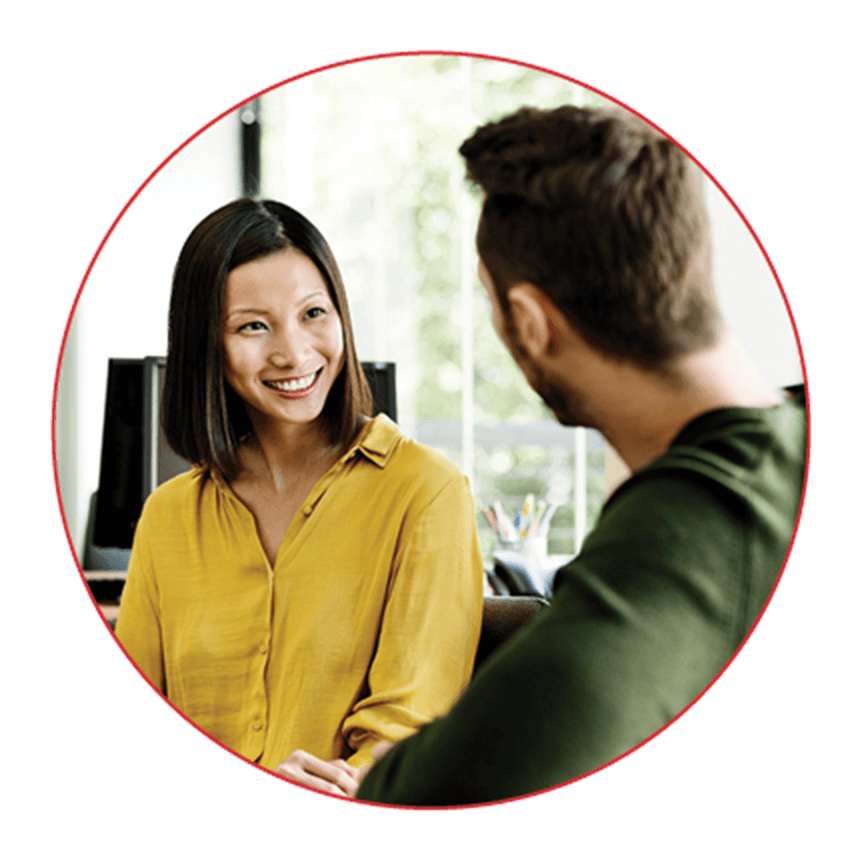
56, 112, 240, 556
705, 180, 803, 388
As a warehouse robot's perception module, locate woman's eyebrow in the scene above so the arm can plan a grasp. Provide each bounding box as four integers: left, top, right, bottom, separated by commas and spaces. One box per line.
225, 291, 329, 319
225, 306, 269, 319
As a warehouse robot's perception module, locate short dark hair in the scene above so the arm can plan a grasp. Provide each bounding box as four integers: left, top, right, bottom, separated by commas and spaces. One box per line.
162, 198, 372, 479
459, 106, 721, 367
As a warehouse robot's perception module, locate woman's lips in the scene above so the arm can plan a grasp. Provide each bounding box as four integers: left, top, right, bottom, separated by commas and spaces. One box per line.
263, 368, 323, 397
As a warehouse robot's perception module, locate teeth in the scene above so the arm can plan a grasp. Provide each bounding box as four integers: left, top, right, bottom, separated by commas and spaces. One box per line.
266, 371, 318, 392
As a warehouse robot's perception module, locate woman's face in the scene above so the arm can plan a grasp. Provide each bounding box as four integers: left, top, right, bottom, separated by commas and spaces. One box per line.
222, 247, 345, 433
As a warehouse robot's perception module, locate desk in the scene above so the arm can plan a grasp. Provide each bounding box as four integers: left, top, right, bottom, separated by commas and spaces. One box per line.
85, 570, 126, 623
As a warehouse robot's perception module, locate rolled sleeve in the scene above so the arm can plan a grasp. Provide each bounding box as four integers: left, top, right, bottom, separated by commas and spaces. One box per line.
342, 475, 484, 766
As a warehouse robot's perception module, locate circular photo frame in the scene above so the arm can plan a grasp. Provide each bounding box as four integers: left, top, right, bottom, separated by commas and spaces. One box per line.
2, 2, 862, 859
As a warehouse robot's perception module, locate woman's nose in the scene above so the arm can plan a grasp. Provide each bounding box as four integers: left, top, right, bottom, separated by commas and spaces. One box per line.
267, 324, 310, 368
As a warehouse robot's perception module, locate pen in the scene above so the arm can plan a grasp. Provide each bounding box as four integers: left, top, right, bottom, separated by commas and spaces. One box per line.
493, 501, 518, 542
520, 493, 535, 538
537, 503, 558, 538
526, 500, 548, 538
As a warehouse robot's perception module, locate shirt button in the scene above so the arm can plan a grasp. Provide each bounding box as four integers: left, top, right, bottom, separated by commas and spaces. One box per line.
252, 721, 263, 731
303, 505, 312, 516
259, 643, 268, 654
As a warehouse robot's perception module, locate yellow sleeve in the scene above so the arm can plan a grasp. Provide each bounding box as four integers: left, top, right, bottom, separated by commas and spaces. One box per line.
114, 507, 165, 694
341, 475, 484, 767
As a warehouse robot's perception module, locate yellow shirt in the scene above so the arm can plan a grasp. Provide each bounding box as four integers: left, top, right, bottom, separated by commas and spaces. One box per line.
115, 414, 484, 769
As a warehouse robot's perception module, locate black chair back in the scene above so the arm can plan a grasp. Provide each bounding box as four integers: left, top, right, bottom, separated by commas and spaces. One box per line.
474, 595, 549, 674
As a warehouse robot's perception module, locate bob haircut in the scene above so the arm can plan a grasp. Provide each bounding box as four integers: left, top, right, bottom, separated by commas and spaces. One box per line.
459, 106, 721, 369
162, 198, 373, 480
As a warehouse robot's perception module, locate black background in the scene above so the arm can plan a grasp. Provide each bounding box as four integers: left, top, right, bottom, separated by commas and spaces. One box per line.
6, 4, 858, 856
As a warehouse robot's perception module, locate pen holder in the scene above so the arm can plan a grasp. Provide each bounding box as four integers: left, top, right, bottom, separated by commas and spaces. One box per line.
518, 536, 549, 562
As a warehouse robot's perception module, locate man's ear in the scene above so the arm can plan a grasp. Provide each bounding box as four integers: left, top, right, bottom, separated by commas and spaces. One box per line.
507, 283, 555, 359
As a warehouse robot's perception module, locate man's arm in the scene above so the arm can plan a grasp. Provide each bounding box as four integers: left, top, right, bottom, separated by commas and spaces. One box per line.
355, 584, 673, 806
356, 476, 746, 806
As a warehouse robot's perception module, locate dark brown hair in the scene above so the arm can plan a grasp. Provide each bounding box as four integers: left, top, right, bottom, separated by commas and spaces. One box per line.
162, 198, 372, 479
459, 106, 721, 367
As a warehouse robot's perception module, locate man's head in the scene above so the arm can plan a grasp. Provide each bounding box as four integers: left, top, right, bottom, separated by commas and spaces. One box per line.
459, 106, 721, 374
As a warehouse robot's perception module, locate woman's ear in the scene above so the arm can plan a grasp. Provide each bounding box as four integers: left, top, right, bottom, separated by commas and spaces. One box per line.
507, 283, 555, 359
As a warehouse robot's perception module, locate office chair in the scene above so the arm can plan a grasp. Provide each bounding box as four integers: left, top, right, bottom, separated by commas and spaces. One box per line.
474, 595, 549, 674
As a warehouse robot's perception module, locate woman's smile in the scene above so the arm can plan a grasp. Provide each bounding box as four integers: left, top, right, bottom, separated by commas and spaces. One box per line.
263, 368, 323, 396
222, 247, 345, 428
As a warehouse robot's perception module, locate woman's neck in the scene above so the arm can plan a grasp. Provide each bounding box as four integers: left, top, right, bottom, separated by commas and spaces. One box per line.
239, 416, 342, 494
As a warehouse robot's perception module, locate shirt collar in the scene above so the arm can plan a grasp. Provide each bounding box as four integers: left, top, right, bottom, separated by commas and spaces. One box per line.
348, 413, 400, 468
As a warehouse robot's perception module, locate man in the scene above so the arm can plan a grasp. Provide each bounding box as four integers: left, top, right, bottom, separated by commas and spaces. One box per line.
284, 105, 807, 804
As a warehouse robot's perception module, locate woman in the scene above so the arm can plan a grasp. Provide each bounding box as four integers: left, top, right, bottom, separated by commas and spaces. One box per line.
115, 199, 484, 796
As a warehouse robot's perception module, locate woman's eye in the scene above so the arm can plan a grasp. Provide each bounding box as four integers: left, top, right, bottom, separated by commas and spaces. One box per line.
239, 321, 267, 333
304, 307, 327, 320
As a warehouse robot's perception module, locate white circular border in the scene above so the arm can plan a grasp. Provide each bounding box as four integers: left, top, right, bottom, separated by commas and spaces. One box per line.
0, 0, 862, 860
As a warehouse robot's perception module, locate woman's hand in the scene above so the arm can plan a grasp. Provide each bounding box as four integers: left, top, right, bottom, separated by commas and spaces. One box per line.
273, 750, 359, 798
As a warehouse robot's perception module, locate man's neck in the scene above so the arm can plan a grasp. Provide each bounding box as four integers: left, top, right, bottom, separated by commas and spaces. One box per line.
581, 329, 782, 473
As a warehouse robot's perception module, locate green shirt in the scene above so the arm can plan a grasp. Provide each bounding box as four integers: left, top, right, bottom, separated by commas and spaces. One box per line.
357, 390, 807, 805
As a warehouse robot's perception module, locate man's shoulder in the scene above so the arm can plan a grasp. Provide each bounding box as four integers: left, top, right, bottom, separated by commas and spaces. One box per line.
669, 392, 805, 468
552, 396, 807, 643
617, 394, 806, 514
572, 471, 739, 583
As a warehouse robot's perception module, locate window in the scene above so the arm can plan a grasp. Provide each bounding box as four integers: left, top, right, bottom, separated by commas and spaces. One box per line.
257, 55, 609, 562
